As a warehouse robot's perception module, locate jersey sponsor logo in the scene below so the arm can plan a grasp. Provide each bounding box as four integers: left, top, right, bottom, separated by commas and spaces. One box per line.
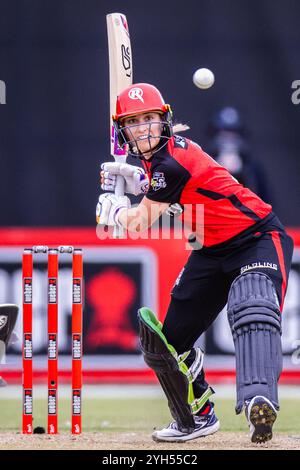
241, 262, 278, 274
151, 171, 167, 191
174, 135, 188, 149
128, 87, 144, 103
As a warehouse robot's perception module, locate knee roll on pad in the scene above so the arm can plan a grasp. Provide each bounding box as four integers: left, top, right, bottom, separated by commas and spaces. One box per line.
227, 272, 282, 413
138, 307, 213, 432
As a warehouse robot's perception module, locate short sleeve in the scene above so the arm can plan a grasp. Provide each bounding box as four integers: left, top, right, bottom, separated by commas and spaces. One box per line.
146, 157, 191, 204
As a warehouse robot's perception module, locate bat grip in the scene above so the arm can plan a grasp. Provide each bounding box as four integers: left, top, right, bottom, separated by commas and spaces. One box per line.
113, 175, 125, 238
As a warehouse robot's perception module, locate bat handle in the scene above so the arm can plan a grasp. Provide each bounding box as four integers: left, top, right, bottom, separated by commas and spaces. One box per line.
113, 175, 126, 238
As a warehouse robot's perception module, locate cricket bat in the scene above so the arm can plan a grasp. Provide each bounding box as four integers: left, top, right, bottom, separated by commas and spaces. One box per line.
106, 13, 133, 238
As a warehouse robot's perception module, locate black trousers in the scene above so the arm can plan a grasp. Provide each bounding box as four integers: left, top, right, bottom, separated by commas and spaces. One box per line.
162, 214, 294, 402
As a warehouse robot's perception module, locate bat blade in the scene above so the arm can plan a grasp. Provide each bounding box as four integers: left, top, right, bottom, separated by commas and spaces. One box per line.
106, 13, 133, 238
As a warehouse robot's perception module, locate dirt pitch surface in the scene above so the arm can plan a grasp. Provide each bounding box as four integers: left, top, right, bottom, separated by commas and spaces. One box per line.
0, 432, 299, 450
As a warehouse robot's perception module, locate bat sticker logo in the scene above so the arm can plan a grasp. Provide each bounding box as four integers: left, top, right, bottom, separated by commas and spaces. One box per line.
121, 44, 132, 77
120, 15, 130, 35
128, 87, 144, 103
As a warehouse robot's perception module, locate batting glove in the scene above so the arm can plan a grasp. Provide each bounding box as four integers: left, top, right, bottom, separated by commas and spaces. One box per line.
96, 193, 131, 226
166, 203, 184, 217
100, 162, 149, 196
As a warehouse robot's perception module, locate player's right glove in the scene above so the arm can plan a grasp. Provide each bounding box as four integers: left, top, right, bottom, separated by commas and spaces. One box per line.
100, 162, 149, 196
96, 193, 131, 226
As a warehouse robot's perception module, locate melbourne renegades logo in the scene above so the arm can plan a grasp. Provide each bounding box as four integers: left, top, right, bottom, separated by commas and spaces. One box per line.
128, 87, 144, 103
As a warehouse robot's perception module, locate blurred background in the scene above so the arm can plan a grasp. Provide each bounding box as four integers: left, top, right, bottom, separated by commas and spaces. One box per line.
0, 0, 300, 225
0, 0, 300, 438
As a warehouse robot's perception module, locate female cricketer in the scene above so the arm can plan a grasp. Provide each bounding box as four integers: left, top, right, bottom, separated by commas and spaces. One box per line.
97, 83, 294, 444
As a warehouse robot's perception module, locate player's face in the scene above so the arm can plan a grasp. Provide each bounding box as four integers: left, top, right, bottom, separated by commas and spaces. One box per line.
122, 112, 163, 156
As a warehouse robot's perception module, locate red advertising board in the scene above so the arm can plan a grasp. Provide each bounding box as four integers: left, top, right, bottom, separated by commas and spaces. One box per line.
0, 227, 299, 383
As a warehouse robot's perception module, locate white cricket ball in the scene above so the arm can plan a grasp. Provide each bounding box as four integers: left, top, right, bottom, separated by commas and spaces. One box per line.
193, 68, 215, 89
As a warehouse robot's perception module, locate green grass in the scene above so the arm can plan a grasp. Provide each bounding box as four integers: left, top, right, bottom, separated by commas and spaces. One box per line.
2, 396, 300, 434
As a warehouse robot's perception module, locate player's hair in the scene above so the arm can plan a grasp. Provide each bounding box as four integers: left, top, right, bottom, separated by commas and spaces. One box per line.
172, 123, 190, 133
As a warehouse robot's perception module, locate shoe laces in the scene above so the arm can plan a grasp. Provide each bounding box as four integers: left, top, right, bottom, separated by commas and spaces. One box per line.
167, 421, 180, 430
167, 405, 214, 429
194, 414, 209, 424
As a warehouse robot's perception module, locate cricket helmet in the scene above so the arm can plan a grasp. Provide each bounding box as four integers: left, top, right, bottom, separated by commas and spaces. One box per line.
113, 83, 173, 156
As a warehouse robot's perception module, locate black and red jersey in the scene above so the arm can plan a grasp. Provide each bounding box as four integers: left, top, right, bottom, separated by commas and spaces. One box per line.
142, 135, 272, 248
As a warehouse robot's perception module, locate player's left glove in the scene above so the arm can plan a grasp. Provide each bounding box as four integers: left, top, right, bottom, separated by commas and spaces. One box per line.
96, 193, 131, 226
100, 162, 149, 196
